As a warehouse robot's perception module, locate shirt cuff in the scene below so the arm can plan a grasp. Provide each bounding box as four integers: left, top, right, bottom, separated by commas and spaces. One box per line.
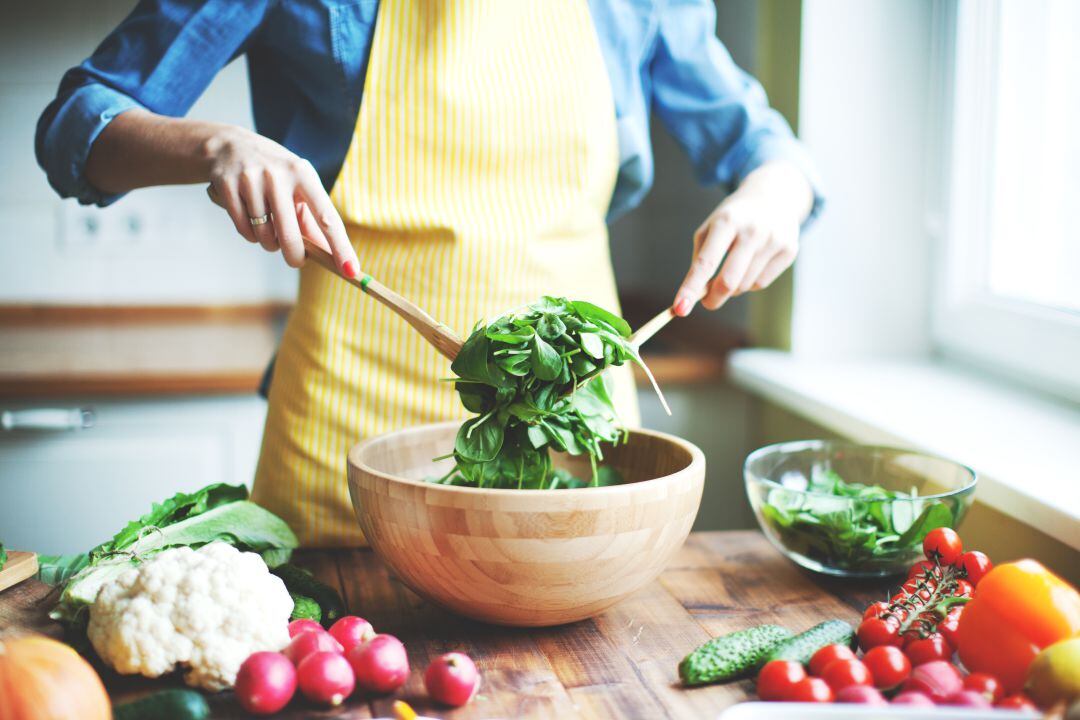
729, 131, 827, 231
38, 83, 144, 207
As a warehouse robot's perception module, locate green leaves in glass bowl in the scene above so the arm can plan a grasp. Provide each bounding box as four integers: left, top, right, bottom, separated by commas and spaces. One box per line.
759, 469, 958, 573
435, 296, 664, 490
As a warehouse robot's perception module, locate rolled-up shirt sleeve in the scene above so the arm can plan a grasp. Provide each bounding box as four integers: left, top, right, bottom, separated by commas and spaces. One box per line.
35, 0, 268, 206
650, 0, 825, 226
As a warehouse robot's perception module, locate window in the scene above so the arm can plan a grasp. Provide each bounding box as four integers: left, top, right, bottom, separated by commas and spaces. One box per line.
933, 0, 1080, 402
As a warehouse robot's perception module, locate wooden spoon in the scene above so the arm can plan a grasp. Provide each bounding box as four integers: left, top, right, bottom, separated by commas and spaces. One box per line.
302, 239, 465, 360
306, 236, 688, 363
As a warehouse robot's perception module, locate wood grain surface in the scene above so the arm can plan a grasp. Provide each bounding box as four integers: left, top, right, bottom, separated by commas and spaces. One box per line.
0, 551, 38, 593
0, 531, 890, 719
347, 422, 705, 627
0, 304, 286, 397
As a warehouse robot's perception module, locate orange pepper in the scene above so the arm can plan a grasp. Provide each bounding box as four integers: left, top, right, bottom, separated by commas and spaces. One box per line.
957, 559, 1080, 693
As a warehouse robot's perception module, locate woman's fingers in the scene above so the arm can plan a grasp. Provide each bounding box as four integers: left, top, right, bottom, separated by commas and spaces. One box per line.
209, 176, 258, 244
674, 217, 737, 316
296, 201, 331, 254
266, 173, 305, 268
237, 171, 277, 252
751, 247, 797, 291
295, 164, 359, 278
702, 230, 762, 309
738, 242, 778, 295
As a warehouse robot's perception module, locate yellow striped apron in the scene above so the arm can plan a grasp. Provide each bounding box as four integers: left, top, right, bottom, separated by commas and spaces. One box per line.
252, 0, 638, 546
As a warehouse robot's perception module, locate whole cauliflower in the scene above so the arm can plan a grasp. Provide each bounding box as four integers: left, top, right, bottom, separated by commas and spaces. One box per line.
87, 541, 293, 691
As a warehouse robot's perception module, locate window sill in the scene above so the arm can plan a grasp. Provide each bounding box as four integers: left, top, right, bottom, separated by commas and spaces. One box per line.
729, 349, 1080, 550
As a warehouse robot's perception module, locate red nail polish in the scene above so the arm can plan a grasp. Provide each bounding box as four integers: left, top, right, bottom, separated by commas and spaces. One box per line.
342, 260, 357, 279
674, 298, 691, 317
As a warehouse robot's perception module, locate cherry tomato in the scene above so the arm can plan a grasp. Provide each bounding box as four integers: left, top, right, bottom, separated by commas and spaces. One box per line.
963, 672, 1003, 704
905, 634, 953, 666
756, 660, 806, 702
858, 617, 901, 651
787, 676, 834, 703
953, 579, 974, 598
821, 659, 873, 692
923, 527, 963, 565
938, 606, 963, 649
957, 551, 993, 587
863, 601, 891, 620
862, 646, 911, 689
907, 559, 937, 579
996, 693, 1038, 711
809, 644, 856, 677
902, 576, 938, 596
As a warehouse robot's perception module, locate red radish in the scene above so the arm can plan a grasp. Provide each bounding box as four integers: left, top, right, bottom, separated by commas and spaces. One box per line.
425, 652, 480, 707
835, 685, 887, 705
296, 651, 355, 707
288, 619, 324, 638
328, 616, 375, 653
944, 690, 993, 709
901, 660, 963, 703
891, 691, 936, 706
284, 630, 344, 666
235, 652, 297, 715
348, 634, 410, 693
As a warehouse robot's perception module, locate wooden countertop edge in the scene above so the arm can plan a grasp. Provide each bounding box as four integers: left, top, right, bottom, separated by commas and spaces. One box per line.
0, 372, 263, 398
0, 303, 292, 326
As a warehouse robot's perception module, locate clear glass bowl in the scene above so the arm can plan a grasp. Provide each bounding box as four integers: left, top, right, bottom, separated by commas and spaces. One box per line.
745, 440, 977, 578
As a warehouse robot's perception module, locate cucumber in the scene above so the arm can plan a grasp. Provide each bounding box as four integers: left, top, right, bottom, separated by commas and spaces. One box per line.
679, 624, 793, 686
272, 563, 345, 626
290, 592, 322, 623
112, 689, 209, 720
760, 619, 855, 666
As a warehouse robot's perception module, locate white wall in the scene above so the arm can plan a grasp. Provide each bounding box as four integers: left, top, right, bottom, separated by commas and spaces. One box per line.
0, 1, 296, 304
792, 0, 935, 359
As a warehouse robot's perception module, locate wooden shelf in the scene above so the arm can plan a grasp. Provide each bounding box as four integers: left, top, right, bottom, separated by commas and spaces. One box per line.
0, 304, 288, 398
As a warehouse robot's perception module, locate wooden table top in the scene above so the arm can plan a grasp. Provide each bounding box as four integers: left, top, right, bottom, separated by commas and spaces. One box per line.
0, 530, 891, 719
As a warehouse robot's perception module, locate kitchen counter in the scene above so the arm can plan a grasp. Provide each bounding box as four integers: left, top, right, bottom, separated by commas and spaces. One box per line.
0, 300, 738, 399
0, 530, 888, 719
0, 304, 287, 397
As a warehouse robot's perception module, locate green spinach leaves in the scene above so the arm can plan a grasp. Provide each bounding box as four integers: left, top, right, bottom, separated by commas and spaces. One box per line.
436, 296, 655, 489
761, 469, 958, 572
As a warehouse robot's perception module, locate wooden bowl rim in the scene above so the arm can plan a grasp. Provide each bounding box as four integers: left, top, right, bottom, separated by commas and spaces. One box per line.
347, 420, 705, 497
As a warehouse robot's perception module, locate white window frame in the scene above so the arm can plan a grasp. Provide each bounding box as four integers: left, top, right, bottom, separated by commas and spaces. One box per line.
930, 0, 1080, 404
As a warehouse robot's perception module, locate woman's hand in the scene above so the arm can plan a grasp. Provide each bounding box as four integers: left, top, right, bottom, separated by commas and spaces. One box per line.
84, 109, 359, 276
672, 161, 814, 316
204, 126, 359, 276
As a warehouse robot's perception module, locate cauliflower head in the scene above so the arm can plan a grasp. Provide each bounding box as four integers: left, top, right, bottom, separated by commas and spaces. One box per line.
87, 541, 293, 691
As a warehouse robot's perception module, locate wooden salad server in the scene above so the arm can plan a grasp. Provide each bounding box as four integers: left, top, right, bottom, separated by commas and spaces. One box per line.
305, 235, 692, 366
302, 239, 465, 361
628, 292, 706, 349
204, 183, 465, 361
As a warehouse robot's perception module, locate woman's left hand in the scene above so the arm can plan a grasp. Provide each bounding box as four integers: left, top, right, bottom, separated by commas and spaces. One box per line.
673, 161, 814, 316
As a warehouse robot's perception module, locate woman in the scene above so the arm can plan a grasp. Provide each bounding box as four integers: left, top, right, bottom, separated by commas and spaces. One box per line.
37, 0, 822, 546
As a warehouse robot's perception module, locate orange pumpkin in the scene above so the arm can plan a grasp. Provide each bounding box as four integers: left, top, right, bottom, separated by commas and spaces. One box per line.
0, 635, 111, 720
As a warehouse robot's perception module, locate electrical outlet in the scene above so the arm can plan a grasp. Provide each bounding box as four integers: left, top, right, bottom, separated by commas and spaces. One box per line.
58, 203, 104, 252
58, 201, 154, 254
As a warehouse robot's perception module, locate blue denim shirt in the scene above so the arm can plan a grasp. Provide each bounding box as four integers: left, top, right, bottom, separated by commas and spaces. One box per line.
36, 0, 823, 223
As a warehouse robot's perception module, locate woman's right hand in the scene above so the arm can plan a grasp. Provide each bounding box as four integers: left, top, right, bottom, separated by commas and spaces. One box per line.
204, 126, 359, 276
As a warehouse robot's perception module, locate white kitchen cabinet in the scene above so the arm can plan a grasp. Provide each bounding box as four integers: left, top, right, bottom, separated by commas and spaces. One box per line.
0, 396, 267, 555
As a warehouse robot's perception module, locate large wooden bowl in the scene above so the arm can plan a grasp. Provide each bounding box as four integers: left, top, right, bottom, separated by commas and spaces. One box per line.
347, 422, 705, 626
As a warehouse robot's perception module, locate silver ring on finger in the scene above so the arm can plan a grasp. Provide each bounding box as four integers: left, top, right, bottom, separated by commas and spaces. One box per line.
249, 213, 272, 226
